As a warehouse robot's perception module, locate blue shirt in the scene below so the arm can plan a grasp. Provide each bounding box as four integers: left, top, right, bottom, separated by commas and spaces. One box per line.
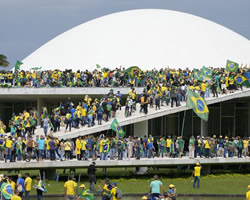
49, 140, 55, 150
38, 139, 45, 150
88, 138, 93, 149
148, 142, 153, 149
17, 178, 25, 192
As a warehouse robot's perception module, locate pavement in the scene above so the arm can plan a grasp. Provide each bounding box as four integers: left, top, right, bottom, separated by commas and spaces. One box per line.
29, 88, 250, 139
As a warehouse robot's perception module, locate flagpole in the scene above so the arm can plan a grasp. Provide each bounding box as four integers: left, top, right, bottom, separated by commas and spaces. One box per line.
181, 109, 186, 137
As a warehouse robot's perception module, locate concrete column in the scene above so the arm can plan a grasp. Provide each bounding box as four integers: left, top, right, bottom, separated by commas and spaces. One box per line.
201, 119, 208, 136
248, 103, 250, 137
37, 98, 46, 125
40, 169, 57, 180
134, 120, 148, 138
201, 165, 211, 174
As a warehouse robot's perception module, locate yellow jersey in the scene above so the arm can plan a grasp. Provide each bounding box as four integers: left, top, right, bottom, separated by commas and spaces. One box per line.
246, 191, 250, 200
24, 177, 32, 191
194, 166, 201, 176
64, 180, 77, 195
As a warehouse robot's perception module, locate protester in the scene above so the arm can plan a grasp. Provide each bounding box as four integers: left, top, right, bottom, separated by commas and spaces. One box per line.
149, 175, 165, 200
24, 173, 32, 200
193, 163, 202, 188
88, 162, 97, 191
64, 176, 77, 200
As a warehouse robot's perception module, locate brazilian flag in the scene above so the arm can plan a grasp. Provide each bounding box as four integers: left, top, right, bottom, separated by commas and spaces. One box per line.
14, 60, 23, 72
124, 66, 141, 78
186, 90, 209, 121
193, 69, 204, 81
80, 188, 96, 200
201, 66, 212, 78
0, 183, 13, 199
110, 117, 125, 138
234, 75, 249, 86
226, 60, 239, 73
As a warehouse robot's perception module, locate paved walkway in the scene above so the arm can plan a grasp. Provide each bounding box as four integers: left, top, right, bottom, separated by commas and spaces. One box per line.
29, 88, 250, 139
1, 156, 250, 170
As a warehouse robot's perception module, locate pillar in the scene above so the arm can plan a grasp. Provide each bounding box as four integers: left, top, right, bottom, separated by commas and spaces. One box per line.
248, 103, 250, 137
37, 98, 46, 125
201, 119, 208, 136
40, 169, 57, 180
134, 120, 148, 138
201, 165, 211, 174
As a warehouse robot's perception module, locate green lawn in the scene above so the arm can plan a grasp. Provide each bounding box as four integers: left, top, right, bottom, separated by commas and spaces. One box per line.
1, 168, 249, 195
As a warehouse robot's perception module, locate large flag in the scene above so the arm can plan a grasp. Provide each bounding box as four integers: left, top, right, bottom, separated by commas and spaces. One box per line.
1, 183, 13, 199
14, 60, 23, 72
111, 118, 125, 138
186, 90, 209, 121
193, 69, 204, 81
80, 188, 96, 200
234, 75, 249, 87
124, 66, 141, 78
226, 60, 239, 73
201, 66, 212, 78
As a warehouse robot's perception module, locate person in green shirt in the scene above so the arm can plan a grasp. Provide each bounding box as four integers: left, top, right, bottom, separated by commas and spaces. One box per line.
177, 137, 185, 158
158, 137, 165, 158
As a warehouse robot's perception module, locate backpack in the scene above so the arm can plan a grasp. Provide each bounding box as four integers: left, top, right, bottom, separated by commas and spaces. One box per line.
115, 188, 122, 199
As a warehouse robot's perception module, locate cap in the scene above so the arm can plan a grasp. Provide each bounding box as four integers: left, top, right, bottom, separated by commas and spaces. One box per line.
213, 135, 216, 138
79, 184, 85, 188
142, 196, 148, 200
112, 182, 117, 186
248, 185, 250, 189
169, 184, 175, 188
225, 136, 228, 139
196, 162, 200, 166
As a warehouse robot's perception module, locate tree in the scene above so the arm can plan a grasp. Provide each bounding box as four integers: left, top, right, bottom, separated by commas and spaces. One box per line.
0, 54, 10, 67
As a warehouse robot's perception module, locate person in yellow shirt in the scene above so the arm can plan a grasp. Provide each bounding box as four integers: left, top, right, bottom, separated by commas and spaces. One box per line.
81, 138, 87, 161
11, 189, 21, 200
9, 177, 16, 193
243, 138, 249, 157
75, 137, 81, 160
24, 173, 32, 200
166, 136, 172, 157
246, 185, 250, 200
5, 136, 13, 163
97, 178, 112, 199
110, 182, 120, 200
200, 81, 207, 99
64, 176, 77, 200
204, 138, 211, 158
64, 139, 71, 160
192, 163, 202, 188
23, 110, 30, 121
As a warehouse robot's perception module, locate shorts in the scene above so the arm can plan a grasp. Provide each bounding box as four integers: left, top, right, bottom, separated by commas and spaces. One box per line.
166, 147, 170, 153
66, 195, 75, 200
38, 149, 44, 158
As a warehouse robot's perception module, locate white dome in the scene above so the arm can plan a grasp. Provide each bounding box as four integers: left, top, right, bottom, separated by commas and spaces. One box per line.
22, 9, 250, 71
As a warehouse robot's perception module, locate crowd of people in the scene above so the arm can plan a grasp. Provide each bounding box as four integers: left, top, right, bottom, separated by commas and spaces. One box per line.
0, 133, 249, 163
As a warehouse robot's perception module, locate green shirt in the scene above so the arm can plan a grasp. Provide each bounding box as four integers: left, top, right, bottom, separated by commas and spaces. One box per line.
178, 139, 184, 149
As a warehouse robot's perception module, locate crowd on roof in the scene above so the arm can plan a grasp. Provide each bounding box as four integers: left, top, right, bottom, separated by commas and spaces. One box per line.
0, 65, 249, 88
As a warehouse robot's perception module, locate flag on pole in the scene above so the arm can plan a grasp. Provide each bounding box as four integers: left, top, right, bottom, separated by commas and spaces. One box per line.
14, 60, 23, 72
234, 75, 249, 86
193, 69, 204, 81
226, 60, 239, 73
201, 66, 212, 78
96, 64, 101, 69
31, 67, 42, 71
110, 118, 125, 138
124, 66, 141, 78
79, 188, 96, 200
186, 90, 209, 121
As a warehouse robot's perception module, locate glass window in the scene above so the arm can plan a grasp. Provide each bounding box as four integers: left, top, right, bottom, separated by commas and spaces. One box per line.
235, 108, 248, 137
221, 117, 234, 137
208, 108, 220, 135
180, 110, 192, 137
166, 116, 178, 137
221, 102, 234, 116
193, 117, 201, 136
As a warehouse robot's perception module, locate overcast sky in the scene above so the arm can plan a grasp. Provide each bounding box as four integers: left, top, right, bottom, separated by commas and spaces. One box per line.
0, 0, 250, 68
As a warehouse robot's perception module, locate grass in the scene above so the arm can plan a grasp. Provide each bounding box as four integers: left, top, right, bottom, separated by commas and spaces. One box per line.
1, 168, 249, 195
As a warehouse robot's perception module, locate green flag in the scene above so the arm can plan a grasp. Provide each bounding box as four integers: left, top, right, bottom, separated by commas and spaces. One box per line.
226, 60, 239, 73
15, 60, 23, 71
79, 188, 96, 200
193, 69, 204, 81
234, 75, 249, 87
111, 117, 125, 138
186, 90, 209, 121
96, 64, 101, 69
124, 66, 141, 78
31, 67, 42, 70
201, 66, 212, 78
